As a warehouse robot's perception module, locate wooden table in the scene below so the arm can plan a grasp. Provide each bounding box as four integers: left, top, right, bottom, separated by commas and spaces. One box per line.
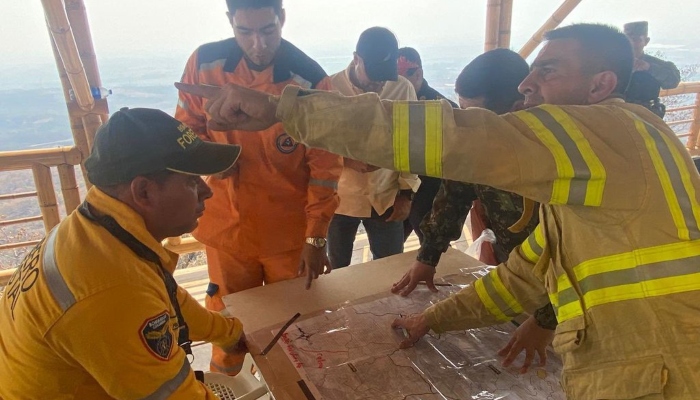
222, 248, 483, 399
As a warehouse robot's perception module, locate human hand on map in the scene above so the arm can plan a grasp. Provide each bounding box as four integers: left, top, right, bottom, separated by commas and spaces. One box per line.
391, 314, 430, 349
497, 315, 555, 373
174, 82, 279, 132
391, 261, 438, 296
298, 244, 332, 290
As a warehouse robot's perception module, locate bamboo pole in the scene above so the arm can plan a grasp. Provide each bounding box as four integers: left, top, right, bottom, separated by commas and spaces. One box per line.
0, 269, 16, 287
164, 237, 205, 255
57, 164, 81, 214
65, 0, 109, 151
31, 164, 61, 232
0, 216, 44, 228
660, 82, 700, 97
484, 0, 502, 51
41, 0, 94, 112
49, 26, 91, 188
518, 0, 583, 59
691, 93, 700, 152
0, 192, 37, 201
498, 0, 513, 49
0, 147, 81, 172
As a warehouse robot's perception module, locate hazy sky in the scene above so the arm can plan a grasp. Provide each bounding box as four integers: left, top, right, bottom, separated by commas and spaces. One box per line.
4, 0, 699, 67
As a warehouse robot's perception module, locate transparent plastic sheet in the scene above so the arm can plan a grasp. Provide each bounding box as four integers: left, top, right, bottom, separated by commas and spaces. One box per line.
249, 266, 565, 400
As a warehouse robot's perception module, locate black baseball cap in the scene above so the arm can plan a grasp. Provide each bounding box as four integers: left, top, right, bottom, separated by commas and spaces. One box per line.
86, 107, 241, 186
356, 27, 399, 82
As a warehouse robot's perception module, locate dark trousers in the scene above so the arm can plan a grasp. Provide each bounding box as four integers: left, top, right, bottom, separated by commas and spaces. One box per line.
328, 208, 404, 268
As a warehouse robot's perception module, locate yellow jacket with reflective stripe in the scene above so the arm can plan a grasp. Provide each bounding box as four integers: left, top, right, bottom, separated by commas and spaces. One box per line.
0, 188, 243, 399
276, 86, 700, 399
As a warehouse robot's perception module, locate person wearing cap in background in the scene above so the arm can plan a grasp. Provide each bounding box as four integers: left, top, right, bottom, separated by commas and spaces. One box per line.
326, 27, 420, 269
397, 46, 458, 243
0, 108, 246, 399
624, 21, 680, 117
175, 0, 342, 375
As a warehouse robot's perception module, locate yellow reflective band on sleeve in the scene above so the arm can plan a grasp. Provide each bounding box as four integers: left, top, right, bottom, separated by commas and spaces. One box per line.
474, 278, 510, 322
488, 270, 525, 315
424, 102, 443, 177
519, 224, 545, 263
625, 110, 700, 240
393, 101, 444, 176
393, 102, 411, 172
544, 106, 606, 206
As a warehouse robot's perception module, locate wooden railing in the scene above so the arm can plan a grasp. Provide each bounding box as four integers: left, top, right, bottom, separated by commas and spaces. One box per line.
660, 82, 700, 155
0, 146, 203, 286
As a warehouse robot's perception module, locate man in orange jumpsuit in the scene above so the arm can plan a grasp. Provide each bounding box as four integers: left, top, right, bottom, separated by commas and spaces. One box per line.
175, 0, 342, 375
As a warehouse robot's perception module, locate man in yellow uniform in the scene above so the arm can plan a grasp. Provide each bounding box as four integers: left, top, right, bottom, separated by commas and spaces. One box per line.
0, 108, 245, 399
178, 23, 700, 399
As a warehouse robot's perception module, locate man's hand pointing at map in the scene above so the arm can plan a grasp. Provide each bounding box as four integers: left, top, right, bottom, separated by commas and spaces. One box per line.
391, 314, 430, 349
175, 82, 280, 131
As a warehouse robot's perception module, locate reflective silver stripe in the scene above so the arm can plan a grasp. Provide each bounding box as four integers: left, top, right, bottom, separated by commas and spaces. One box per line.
142, 358, 191, 400
42, 228, 76, 312
408, 103, 427, 175
481, 275, 520, 318
528, 108, 591, 205
308, 178, 338, 189
526, 230, 544, 257
176, 98, 189, 111
642, 121, 700, 240
198, 59, 226, 72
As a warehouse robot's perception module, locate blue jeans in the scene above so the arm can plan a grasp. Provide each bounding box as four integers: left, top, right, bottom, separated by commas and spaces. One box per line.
327, 209, 405, 269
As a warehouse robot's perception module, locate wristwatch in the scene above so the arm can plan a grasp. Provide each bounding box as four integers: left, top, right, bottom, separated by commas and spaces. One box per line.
305, 237, 327, 248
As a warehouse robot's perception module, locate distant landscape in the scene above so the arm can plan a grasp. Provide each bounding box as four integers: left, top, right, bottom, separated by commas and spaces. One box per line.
0, 47, 698, 268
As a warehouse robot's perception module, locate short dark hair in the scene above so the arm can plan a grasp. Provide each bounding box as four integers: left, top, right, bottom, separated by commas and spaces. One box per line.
397, 47, 422, 67
544, 23, 633, 95
226, 0, 283, 16
455, 48, 529, 114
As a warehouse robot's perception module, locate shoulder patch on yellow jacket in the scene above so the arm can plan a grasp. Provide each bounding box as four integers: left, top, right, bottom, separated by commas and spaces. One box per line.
139, 311, 174, 361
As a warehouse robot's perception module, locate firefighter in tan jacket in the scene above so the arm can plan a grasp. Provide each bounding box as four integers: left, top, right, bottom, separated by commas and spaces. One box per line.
178, 24, 700, 399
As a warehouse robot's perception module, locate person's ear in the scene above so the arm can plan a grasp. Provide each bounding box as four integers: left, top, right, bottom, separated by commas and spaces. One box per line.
588, 71, 618, 104
129, 176, 156, 210
278, 8, 286, 27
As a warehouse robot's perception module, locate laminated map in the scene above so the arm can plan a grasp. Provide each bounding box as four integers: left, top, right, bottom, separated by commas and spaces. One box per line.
254, 273, 566, 400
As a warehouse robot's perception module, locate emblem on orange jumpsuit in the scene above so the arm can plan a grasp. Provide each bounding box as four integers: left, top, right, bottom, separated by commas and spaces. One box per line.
276, 133, 298, 154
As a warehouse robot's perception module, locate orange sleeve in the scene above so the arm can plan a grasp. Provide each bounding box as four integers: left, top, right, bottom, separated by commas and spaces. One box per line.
303, 77, 342, 238
175, 49, 211, 141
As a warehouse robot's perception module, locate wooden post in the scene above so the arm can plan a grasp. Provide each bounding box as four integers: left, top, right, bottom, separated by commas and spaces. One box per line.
57, 164, 81, 215
518, 0, 583, 59
484, 0, 502, 51
65, 0, 109, 149
31, 164, 61, 232
498, 0, 513, 49
691, 93, 700, 153
41, 0, 94, 112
